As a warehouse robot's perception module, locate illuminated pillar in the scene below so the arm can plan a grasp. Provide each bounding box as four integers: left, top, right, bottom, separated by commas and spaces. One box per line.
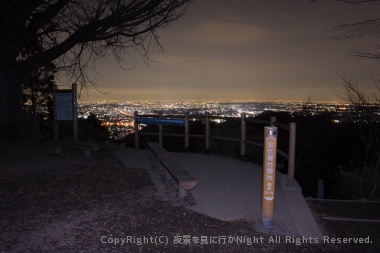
261, 126, 277, 228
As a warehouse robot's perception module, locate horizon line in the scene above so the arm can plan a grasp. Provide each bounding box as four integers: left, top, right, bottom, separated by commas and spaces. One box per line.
79, 98, 346, 104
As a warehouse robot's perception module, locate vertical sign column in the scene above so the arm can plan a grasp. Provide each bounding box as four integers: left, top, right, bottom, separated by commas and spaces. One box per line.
261, 126, 277, 228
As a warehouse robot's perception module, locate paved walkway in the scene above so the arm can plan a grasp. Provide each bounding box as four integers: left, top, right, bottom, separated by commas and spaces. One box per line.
113, 148, 323, 239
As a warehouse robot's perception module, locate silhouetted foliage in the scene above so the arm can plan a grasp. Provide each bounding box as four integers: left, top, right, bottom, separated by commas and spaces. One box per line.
0, 0, 191, 137
21, 64, 56, 120
19, 63, 57, 140
260, 111, 379, 199
58, 113, 109, 142
79, 113, 110, 142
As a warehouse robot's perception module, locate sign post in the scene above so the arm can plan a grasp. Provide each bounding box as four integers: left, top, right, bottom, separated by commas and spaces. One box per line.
261, 126, 278, 228
53, 85, 59, 141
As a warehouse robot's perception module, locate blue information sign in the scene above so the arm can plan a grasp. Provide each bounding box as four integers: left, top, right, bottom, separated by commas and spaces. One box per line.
55, 92, 73, 121
136, 118, 185, 126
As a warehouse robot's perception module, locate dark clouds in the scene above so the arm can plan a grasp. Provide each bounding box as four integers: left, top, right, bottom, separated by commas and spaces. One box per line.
86, 0, 380, 101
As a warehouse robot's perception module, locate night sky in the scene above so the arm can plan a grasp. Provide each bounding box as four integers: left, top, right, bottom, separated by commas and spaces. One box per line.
83, 0, 380, 102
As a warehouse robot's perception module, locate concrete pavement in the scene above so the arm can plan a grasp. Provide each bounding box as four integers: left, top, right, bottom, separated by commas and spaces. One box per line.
113, 148, 323, 239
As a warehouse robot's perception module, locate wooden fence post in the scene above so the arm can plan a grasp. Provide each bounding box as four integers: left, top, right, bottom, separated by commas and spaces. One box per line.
287, 122, 296, 188
241, 113, 246, 157
134, 111, 139, 149
72, 83, 78, 143
185, 110, 189, 151
270, 116, 276, 126
53, 85, 59, 141
205, 112, 210, 152
158, 111, 163, 147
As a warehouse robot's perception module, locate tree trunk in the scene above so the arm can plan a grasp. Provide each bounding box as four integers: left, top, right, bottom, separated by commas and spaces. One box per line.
0, 67, 22, 139
31, 82, 36, 119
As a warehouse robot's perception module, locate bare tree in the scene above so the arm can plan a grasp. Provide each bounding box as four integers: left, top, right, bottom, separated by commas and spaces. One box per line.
336, 74, 380, 198
311, 0, 380, 197
311, 0, 380, 60
0, 0, 191, 137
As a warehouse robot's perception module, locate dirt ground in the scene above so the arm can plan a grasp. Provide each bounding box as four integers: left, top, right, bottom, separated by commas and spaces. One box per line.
0, 141, 378, 252
307, 199, 380, 253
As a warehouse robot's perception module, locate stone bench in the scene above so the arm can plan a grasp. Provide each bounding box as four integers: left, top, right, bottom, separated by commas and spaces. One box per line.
46, 141, 100, 158
146, 142, 171, 159
159, 157, 198, 198
146, 142, 197, 198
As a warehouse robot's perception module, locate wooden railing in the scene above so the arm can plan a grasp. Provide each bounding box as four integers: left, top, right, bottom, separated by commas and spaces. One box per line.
134, 111, 296, 188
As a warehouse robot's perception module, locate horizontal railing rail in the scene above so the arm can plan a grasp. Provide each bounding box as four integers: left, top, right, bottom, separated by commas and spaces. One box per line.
134, 111, 296, 188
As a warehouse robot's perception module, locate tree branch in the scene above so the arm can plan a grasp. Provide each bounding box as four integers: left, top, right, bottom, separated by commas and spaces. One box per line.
16, 0, 70, 56
15, 0, 191, 86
